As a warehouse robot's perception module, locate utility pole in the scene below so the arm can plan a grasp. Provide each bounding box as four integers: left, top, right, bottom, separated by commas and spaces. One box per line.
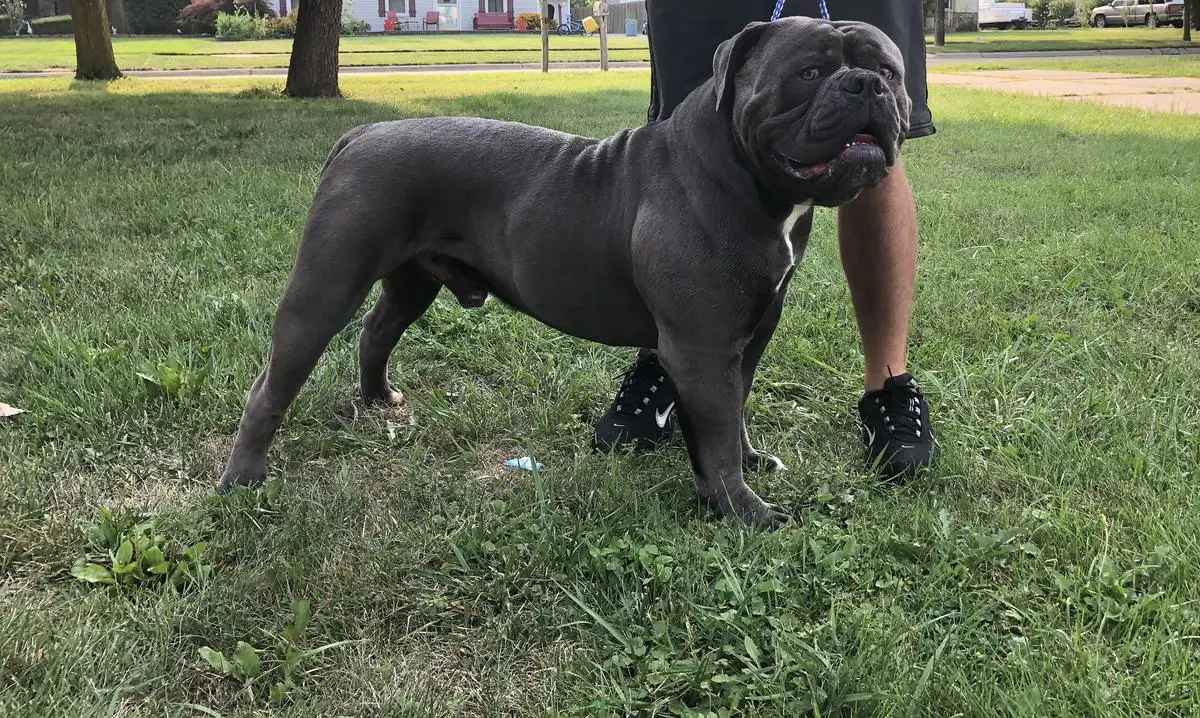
540, 0, 549, 73
595, 1, 609, 71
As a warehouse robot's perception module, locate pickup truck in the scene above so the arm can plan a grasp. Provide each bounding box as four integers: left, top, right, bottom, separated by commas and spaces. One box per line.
978, 0, 1035, 29
1090, 1, 1187, 27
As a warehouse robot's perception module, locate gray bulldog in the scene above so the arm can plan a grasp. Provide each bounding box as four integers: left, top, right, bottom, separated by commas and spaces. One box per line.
218, 17, 912, 528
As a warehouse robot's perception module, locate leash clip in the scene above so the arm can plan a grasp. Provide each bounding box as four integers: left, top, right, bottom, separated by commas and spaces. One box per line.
770, 0, 830, 22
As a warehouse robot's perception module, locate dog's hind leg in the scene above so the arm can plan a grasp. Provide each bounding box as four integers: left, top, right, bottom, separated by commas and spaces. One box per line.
218, 225, 382, 492
359, 263, 442, 406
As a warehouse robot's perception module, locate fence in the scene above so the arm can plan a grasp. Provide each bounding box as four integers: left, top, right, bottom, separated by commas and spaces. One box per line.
602, 0, 646, 33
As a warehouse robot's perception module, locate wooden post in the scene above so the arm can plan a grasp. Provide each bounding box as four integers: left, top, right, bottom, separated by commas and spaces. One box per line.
934, 0, 946, 47
540, 0, 549, 73
595, 0, 608, 71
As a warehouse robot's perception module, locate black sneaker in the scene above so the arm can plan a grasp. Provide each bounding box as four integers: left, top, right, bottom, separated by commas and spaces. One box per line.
858, 372, 936, 478
592, 349, 678, 452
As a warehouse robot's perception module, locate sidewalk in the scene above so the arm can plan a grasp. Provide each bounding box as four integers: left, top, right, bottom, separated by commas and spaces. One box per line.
929, 69, 1200, 114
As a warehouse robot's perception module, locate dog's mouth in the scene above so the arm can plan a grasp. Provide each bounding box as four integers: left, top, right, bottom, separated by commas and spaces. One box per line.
774, 133, 888, 181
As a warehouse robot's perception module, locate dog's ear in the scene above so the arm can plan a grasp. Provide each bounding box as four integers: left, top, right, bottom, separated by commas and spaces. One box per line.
713, 21, 771, 113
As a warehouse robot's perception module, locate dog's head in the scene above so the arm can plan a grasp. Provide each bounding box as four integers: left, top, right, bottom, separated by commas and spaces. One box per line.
713, 17, 911, 206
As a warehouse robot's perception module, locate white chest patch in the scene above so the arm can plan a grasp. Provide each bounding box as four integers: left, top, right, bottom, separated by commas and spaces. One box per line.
780, 200, 813, 266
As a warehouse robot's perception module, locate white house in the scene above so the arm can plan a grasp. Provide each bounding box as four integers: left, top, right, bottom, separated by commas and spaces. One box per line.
269, 0, 547, 33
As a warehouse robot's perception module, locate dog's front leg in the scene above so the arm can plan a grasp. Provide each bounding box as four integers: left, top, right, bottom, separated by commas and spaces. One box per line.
739, 277, 793, 475
657, 340, 792, 529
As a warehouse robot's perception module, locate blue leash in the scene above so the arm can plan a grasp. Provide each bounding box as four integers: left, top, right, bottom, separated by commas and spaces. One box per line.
771, 0, 829, 21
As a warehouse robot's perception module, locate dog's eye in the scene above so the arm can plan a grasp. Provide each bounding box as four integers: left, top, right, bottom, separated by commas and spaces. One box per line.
880, 66, 896, 81
801, 68, 820, 81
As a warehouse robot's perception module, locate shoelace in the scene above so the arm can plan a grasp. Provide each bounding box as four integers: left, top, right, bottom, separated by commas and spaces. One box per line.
612, 360, 667, 417
871, 381, 924, 442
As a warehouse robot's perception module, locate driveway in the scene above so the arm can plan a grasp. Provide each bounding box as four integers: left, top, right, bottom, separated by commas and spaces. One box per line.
929, 69, 1200, 114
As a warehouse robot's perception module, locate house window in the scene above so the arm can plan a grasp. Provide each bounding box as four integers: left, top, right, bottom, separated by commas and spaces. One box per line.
487, 0, 503, 10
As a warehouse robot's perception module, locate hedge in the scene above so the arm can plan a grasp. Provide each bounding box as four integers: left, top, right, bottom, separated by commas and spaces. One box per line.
127, 0, 191, 33
31, 14, 72, 33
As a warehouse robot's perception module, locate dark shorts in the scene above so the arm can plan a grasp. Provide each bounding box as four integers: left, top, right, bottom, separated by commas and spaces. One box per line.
646, 0, 935, 139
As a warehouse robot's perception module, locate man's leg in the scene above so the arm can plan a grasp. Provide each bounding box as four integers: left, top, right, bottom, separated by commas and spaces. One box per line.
839, 157, 935, 475
839, 158, 916, 393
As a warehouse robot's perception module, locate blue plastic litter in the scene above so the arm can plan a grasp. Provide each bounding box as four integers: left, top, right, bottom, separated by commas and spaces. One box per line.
504, 457, 543, 471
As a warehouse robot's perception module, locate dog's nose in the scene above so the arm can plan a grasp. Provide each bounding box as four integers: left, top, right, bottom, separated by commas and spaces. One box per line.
843, 70, 885, 96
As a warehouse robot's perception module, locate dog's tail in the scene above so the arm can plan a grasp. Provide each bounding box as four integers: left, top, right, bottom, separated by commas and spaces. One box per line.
320, 124, 373, 175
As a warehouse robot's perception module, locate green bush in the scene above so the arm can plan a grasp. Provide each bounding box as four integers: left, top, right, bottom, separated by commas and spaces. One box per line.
1049, 0, 1076, 22
178, 0, 273, 35
340, 10, 370, 35
268, 8, 296, 37
1028, 0, 1051, 27
127, 0, 191, 34
1, 0, 24, 34
216, 8, 256, 38
31, 14, 71, 33
516, 10, 557, 31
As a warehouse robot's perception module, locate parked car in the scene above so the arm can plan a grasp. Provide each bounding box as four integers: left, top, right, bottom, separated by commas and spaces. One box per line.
1090, 1, 1186, 28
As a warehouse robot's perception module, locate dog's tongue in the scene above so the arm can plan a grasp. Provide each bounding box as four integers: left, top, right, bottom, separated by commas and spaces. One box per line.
852, 133, 877, 145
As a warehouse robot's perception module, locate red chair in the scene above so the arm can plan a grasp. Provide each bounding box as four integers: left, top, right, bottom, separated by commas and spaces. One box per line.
423, 10, 440, 30
384, 10, 398, 32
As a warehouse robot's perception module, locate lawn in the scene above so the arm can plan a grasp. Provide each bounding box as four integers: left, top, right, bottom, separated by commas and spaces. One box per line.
932, 53, 1200, 77
1, 72, 1199, 716
4, 25, 1199, 73
0, 34, 650, 72
926, 25, 1198, 53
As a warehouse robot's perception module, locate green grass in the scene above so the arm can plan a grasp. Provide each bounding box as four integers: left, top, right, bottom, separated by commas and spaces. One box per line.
1, 73, 1199, 716
5, 26, 1199, 73
926, 26, 1198, 53
0, 34, 649, 72
932, 53, 1200, 77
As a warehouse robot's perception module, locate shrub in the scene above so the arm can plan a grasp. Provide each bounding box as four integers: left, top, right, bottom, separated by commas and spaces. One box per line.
215, 7, 270, 38
340, 10, 369, 35
1, 0, 24, 35
268, 8, 296, 37
178, 0, 273, 35
516, 10, 559, 31
127, 0, 191, 34
1049, 0, 1076, 22
30, 13, 70, 33
1028, 0, 1051, 27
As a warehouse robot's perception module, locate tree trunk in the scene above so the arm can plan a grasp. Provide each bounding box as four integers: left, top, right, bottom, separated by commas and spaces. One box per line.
68, 0, 121, 81
285, 0, 341, 98
107, 0, 128, 34
1185, 1, 1192, 41
934, 0, 945, 46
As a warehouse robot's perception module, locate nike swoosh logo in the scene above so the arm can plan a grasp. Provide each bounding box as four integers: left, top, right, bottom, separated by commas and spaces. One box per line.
655, 402, 675, 429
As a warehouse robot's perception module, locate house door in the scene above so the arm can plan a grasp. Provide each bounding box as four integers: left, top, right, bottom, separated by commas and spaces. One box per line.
437, 0, 460, 29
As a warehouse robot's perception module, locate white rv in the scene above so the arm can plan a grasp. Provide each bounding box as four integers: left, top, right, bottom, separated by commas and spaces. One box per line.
978, 0, 1035, 29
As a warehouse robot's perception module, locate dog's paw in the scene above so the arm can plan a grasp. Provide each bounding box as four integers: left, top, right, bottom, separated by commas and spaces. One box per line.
216, 471, 265, 494
743, 451, 787, 473
362, 385, 404, 408
702, 486, 793, 530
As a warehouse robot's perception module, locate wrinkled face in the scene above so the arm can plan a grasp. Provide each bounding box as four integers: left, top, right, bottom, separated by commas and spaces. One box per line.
713, 18, 912, 206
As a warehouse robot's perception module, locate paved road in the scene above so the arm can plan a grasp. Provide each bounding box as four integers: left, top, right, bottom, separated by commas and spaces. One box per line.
2, 46, 1197, 80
